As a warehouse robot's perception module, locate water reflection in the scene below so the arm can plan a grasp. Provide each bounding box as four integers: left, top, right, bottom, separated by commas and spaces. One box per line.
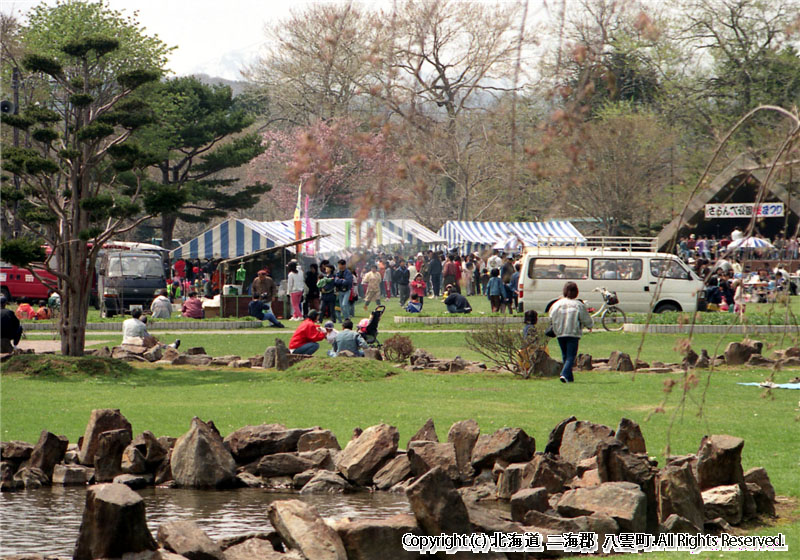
0, 487, 411, 555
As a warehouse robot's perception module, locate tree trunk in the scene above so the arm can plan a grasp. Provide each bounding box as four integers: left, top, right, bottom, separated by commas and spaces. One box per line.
59, 242, 92, 356
161, 213, 178, 250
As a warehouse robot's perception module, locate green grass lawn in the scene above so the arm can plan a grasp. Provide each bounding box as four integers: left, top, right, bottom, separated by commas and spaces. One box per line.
7, 315, 800, 557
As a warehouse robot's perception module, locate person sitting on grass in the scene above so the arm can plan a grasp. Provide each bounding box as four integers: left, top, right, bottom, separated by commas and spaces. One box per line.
248, 293, 285, 328
1, 296, 23, 353
122, 308, 179, 350
329, 319, 368, 357
523, 309, 538, 338
405, 293, 423, 313
288, 309, 326, 355
443, 285, 472, 314
150, 289, 172, 319
181, 292, 203, 319
34, 300, 51, 321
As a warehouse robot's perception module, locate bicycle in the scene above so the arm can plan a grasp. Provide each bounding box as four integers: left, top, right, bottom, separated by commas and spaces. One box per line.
590, 287, 627, 331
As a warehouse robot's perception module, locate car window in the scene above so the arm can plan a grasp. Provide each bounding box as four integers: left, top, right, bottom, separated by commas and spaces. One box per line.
527, 258, 589, 280
591, 259, 642, 280
650, 259, 688, 279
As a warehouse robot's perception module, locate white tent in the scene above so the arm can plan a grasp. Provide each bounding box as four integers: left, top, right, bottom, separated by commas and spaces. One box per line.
438, 220, 585, 253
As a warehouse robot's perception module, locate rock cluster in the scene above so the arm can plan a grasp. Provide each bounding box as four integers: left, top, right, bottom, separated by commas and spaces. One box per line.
3, 413, 780, 560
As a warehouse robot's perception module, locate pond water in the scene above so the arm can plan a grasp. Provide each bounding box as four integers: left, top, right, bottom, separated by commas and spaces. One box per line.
0, 486, 411, 556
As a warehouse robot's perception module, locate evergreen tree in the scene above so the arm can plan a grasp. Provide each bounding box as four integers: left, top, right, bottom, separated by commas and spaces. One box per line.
0, 0, 169, 356
137, 76, 270, 250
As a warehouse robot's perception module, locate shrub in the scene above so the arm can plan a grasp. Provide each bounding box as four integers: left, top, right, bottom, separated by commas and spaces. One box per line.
465, 322, 549, 378
383, 334, 414, 363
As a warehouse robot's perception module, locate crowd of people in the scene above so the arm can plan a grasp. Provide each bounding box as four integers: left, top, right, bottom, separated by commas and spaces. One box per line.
677, 227, 800, 263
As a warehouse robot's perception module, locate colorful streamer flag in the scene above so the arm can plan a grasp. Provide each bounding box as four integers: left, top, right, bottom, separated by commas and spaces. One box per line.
345, 220, 352, 248
304, 195, 314, 255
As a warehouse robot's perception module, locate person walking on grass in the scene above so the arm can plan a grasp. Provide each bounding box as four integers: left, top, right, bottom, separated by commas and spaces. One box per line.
362, 264, 382, 311
486, 268, 504, 312
548, 281, 593, 383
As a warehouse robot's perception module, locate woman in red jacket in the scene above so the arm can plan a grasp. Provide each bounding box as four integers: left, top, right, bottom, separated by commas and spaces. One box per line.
288, 309, 326, 355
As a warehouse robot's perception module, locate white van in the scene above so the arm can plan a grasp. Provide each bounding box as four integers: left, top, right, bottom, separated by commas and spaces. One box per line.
518, 238, 705, 314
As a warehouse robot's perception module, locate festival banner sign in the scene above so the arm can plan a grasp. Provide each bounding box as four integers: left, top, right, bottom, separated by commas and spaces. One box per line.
704, 203, 784, 218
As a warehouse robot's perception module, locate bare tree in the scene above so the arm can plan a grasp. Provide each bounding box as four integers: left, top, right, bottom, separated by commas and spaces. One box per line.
244, 3, 377, 127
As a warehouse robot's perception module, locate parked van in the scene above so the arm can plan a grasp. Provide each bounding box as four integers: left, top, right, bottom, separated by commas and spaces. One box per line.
98, 251, 167, 317
518, 238, 705, 314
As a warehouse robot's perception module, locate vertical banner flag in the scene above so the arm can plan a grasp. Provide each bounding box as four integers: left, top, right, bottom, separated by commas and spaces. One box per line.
293, 182, 302, 253
345, 220, 351, 248
376, 221, 383, 246
304, 195, 314, 255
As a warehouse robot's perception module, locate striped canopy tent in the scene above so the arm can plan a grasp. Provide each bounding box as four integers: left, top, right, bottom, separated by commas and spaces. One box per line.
437, 220, 585, 254
169, 217, 444, 260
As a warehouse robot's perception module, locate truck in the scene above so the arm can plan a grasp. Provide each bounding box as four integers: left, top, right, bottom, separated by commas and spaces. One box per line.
97, 250, 168, 317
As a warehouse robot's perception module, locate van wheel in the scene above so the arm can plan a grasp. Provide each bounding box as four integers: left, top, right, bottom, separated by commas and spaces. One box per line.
655, 303, 681, 313
1, 287, 10, 301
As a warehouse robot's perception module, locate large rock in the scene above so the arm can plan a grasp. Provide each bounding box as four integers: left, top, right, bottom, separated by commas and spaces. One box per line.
21, 430, 69, 479
373, 454, 412, 490
557, 481, 647, 532
407, 441, 460, 482
254, 453, 316, 478
78, 409, 132, 466
496, 462, 534, 499
336, 424, 399, 485
73, 483, 157, 560
510, 487, 549, 522
447, 419, 480, 481
113, 473, 152, 490
143, 345, 163, 362
333, 514, 422, 560
94, 429, 132, 482
608, 351, 635, 371
470, 427, 535, 471
543, 416, 577, 455
405, 467, 472, 535
225, 537, 299, 560
695, 434, 745, 490
172, 354, 213, 366
523, 510, 618, 543
171, 417, 236, 488
131, 430, 169, 469
409, 418, 439, 443
299, 448, 339, 471
558, 420, 615, 464
275, 339, 290, 371
724, 342, 759, 366
528, 452, 576, 494
263, 347, 277, 369
656, 462, 704, 531
223, 424, 314, 463
157, 520, 225, 560
121, 444, 147, 474
300, 470, 353, 494
702, 484, 743, 525
53, 464, 92, 486
596, 442, 659, 532
297, 430, 341, 452
1, 440, 33, 463
267, 499, 347, 560
615, 418, 646, 454
744, 467, 776, 516
12, 466, 49, 489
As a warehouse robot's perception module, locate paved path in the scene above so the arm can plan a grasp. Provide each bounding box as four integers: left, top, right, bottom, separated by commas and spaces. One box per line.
16, 339, 113, 353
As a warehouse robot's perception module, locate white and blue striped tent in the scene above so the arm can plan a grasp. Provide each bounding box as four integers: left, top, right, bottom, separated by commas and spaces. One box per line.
169, 218, 444, 260
437, 220, 585, 254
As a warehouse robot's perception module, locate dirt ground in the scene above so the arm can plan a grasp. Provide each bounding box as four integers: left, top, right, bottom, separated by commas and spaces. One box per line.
15, 339, 113, 353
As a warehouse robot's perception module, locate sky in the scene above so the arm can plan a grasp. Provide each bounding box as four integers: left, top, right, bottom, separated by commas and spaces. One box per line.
2, 0, 549, 81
